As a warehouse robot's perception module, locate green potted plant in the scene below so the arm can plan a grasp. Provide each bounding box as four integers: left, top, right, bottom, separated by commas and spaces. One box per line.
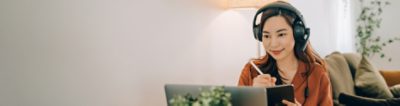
355, 0, 400, 61
169, 86, 232, 106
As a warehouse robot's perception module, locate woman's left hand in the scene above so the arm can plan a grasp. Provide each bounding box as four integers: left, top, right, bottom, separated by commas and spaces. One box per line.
282, 99, 301, 106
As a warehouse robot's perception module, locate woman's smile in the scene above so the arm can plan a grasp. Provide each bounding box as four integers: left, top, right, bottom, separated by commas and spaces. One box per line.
270, 48, 285, 55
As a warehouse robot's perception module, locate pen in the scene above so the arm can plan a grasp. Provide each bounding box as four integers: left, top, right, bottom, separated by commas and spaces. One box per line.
249, 59, 264, 75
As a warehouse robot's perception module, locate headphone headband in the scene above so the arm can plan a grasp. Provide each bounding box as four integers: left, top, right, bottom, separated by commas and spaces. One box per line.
255, 1, 305, 24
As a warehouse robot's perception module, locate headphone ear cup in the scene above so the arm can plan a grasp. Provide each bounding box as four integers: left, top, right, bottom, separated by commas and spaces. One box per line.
253, 25, 262, 42
293, 22, 305, 40
293, 21, 308, 51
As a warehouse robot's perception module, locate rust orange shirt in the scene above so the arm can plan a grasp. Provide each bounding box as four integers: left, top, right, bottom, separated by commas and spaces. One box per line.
238, 61, 333, 106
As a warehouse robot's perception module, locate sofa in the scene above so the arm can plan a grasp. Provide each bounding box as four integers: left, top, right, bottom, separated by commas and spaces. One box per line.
324, 52, 400, 106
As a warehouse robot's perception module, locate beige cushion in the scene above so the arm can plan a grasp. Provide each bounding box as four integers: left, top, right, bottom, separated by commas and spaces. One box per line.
342, 53, 362, 76
354, 56, 393, 98
390, 84, 400, 98
324, 52, 356, 101
342, 53, 362, 69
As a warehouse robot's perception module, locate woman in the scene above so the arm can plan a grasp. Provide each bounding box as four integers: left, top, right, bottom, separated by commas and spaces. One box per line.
238, 1, 333, 106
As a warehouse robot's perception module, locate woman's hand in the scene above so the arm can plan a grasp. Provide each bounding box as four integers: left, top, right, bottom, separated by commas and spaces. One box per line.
282, 99, 301, 106
252, 74, 277, 87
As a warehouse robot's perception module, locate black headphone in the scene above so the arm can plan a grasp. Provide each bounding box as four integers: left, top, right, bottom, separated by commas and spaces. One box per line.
252, 1, 310, 101
252, 1, 310, 51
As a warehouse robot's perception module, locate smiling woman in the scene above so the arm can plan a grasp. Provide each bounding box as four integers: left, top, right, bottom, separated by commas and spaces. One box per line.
238, 1, 333, 106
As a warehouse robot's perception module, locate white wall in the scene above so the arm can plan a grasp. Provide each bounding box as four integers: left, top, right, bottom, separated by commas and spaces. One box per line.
1, 0, 397, 106
363, 0, 400, 70
0, 0, 258, 105
349, 0, 400, 70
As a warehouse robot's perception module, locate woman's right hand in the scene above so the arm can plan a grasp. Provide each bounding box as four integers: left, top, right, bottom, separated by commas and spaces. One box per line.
252, 74, 277, 87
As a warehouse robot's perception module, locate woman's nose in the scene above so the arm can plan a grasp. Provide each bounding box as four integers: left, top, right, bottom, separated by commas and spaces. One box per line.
269, 37, 279, 48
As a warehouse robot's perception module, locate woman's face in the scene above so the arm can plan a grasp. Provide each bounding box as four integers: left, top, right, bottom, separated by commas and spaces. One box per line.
262, 16, 295, 61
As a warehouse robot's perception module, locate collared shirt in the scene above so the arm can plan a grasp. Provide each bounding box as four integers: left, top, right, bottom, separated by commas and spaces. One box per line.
238, 60, 333, 106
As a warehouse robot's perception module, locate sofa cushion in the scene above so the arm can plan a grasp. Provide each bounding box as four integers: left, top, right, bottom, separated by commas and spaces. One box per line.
324, 52, 356, 103
342, 53, 362, 69
390, 84, 400, 98
342, 53, 362, 79
354, 56, 393, 98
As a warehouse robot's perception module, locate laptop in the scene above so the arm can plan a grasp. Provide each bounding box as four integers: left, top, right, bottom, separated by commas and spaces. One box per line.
164, 84, 294, 106
164, 84, 267, 106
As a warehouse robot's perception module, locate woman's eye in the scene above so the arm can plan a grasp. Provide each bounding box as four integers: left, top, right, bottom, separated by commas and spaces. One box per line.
264, 35, 270, 38
278, 33, 286, 37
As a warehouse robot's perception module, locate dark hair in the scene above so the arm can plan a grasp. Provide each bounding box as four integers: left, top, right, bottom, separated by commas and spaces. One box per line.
253, 8, 325, 84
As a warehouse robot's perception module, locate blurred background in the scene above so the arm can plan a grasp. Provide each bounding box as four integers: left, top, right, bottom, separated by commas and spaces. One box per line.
0, 0, 399, 105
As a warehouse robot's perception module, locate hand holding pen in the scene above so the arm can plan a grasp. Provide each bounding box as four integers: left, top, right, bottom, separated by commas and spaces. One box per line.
249, 59, 277, 88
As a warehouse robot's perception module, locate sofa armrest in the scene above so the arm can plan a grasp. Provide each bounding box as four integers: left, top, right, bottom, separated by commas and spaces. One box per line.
379, 70, 400, 87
